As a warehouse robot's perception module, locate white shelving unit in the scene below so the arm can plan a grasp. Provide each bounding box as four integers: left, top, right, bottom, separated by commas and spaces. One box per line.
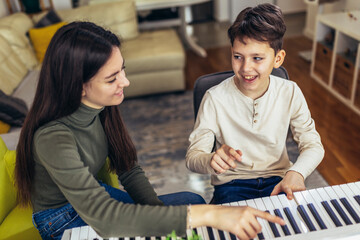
310, 10, 360, 115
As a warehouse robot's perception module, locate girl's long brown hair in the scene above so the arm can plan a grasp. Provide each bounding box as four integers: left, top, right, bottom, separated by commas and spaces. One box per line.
15, 22, 137, 207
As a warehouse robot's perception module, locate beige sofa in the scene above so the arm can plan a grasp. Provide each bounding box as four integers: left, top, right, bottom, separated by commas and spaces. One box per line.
0, 0, 185, 150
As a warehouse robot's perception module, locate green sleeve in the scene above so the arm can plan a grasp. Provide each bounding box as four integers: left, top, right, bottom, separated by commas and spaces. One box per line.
34, 125, 187, 238
118, 164, 164, 206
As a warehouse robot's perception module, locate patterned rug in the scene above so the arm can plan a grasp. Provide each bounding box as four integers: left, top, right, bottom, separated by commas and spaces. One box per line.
120, 90, 328, 203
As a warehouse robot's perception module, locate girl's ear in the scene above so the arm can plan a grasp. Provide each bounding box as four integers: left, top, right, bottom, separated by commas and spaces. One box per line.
274, 49, 286, 68
81, 88, 86, 97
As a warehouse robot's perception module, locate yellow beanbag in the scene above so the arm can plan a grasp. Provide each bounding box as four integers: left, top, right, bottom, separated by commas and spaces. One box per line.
29, 22, 67, 63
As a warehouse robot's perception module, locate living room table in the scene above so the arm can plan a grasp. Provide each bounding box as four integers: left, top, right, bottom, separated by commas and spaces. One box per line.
134, 0, 211, 57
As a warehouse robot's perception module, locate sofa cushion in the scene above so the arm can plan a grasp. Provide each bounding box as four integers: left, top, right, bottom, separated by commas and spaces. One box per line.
0, 27, 38, 70
121, 29, 185, 75
29, 22, 67, 63
33, 10, 62, 28
0, 35, 28, 95
0, 121, 10, 134
0, 12, 34, 38
54, 1, 139, 40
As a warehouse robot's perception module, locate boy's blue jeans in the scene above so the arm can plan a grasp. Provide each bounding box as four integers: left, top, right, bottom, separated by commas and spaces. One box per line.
32, 182, 205, 240
211, 176, 283, 204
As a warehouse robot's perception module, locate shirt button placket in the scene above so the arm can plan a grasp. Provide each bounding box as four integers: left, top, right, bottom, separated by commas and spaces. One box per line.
253, 101, 259, 125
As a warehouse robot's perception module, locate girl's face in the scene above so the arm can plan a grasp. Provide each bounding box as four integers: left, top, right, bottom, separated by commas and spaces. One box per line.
81, 47, 129, 109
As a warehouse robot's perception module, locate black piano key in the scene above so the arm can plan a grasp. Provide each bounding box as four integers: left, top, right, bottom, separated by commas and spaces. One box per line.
266, 210, 281, 238
217, 230, 226, 240
130, 238, 135, 240
321, 201, 342, 227
340, 198, 360, 223
283, 207, 301, 234
297, 205, 316, 231
307, 203, 327, 230
229, 232, 237, 240
257, 232, 265, 240
206, 226, 216, 240
273, 209, 291, 236
145, 237, 151, 240
330, 199, 352, 225
354, 195, 360, 206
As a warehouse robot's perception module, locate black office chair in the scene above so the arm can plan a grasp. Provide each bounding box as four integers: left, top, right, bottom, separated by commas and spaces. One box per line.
193, 66, 289, 120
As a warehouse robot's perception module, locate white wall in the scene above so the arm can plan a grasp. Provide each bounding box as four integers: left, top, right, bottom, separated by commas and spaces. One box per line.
213, 0, 307, 23
213, 0, 229, 21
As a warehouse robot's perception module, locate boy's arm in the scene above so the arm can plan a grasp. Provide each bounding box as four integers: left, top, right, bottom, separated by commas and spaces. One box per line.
272, 84, 324, 200
186, 93, 219, 174
287, 85, 325, 179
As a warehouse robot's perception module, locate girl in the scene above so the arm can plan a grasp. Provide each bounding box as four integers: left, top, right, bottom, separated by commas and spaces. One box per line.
15, 21, 284, 240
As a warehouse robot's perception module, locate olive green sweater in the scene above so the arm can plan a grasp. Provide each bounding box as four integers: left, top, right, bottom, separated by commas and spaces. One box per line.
31, 104, 186, 238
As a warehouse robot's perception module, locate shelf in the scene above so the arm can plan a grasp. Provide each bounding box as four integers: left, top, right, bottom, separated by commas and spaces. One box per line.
311, 10, 360, 115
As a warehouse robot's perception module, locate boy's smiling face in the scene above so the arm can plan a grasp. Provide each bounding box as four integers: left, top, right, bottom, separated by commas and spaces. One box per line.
231, 37, 285, 99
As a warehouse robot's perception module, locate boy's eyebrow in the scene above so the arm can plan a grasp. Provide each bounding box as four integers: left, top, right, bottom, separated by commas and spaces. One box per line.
233, 51, 265, 56
104, 60, 125, 79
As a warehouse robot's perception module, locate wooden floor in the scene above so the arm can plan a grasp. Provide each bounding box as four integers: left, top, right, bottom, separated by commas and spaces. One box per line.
185, 36, 360, 186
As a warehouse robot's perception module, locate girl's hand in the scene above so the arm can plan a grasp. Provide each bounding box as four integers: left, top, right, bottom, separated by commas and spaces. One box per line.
191, 205, 285, 240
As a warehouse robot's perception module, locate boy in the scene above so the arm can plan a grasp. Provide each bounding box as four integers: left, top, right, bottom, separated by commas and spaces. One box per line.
185, 3, 324, 204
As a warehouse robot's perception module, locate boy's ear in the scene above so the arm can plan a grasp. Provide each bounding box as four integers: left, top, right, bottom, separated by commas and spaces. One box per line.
274, 49, 286, 68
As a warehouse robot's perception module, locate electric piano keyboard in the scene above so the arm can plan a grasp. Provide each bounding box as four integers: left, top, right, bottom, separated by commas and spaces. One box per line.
61, 181, 360, 240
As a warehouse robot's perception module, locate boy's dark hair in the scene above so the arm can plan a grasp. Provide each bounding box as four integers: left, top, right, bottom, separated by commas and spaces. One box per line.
227, 3, 286, 53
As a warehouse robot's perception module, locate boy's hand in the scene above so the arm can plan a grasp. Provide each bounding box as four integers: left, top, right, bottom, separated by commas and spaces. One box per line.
270, 171, 306, 200
210, 144, 242, 174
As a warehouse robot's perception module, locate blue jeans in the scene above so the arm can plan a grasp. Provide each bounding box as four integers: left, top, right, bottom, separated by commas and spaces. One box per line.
32, 183, 205, 240
211, 176, 282, 204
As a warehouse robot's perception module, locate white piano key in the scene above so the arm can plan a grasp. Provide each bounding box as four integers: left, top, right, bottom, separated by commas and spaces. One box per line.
354, 182, 360, 192
70, 227, 80, 240
79, 226, 90, 239
315, 188, 346, 226
246, 199, 267, 240
333, 185, 360, 222
209, 225, 221, 240
62, 229, 71, 240
324, 186, 354, 225
194, 226, 207, 240
88, 227, 101, 240
254, 198, 274, 239
348, 182, 360, 195
301, 189, 335, 228
293, 191, 320, 231
199, 226, 210, 240
278, 194, 308, 233
262, 196, 284, 237
269, 195, 295, 235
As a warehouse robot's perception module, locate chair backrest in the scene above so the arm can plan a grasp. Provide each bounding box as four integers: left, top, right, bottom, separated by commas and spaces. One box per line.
193, 66, 289, 120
